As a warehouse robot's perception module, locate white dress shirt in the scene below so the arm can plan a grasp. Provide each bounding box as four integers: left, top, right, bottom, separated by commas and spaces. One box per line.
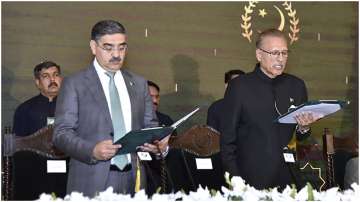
93, 58, 132, 162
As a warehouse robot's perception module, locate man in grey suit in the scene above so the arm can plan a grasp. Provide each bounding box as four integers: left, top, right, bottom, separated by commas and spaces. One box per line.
53, 20, 169, 197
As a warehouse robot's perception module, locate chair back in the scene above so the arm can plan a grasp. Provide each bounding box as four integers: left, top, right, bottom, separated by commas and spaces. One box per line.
323, 128, 358, 190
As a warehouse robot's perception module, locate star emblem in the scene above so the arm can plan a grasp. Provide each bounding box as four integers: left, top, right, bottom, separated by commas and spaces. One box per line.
258, 9, 267, 18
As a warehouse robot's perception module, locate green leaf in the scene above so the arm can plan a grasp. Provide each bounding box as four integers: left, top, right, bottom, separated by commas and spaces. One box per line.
228, 195, 243, 201
307, 182, 314, 201
155, 187, 162, 194
210, 189, 217, 197
290, 184, 297, 199
224, 172, 233, 190
51, 192, 57, 200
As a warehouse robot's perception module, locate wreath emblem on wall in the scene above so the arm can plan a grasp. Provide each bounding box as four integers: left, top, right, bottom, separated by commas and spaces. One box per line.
241, 1, 300, 45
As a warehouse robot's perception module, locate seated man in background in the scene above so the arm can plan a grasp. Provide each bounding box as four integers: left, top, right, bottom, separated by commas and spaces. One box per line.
182, 69, 245, 192
207, 69, 245, 131
146, 80, 194, 194
344, 156, 359, 190
12, 61, 68, 200
13, 61, 62, 136
148, 80, 173, 127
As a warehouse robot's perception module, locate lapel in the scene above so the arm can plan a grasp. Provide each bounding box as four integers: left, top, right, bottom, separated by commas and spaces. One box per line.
121, 69, 137, 129
83, 65, 112, 127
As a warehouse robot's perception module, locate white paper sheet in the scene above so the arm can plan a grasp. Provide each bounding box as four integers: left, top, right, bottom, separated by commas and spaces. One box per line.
277, 103, 341, 124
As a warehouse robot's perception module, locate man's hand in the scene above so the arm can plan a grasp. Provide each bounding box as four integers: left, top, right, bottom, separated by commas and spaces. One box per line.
294, 111, 323, 131
137, 134, 170, 154
92, 139, 122, 161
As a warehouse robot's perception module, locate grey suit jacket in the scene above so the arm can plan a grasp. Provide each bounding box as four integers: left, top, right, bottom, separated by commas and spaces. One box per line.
53, 64, 158, 197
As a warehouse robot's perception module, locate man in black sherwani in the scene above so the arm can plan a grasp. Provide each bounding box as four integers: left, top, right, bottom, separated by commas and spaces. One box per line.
220, 28, 321, 190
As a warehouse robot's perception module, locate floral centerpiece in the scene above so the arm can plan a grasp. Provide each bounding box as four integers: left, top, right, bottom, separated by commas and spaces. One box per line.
39, 173, 358, 201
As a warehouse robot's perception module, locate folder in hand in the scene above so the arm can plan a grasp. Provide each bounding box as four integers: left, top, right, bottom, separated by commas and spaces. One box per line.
275, 100, 346, 124
114, 107, 200, 155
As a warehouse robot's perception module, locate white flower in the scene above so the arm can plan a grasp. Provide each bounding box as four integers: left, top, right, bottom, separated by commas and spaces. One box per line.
294, 185, 309, 201
242, 186, 267, 200
224, 172, 230, 181
180, 186, 213, 201
94, 187, 132, 201
230, 176, 247, 192
320, 187, 341, 201
38, 193, 55, 201
64, 191, 90, 201
36, 179, 359, 201
132, 189, 148, 201
339, 189, 356, 201
277, 185, 296, 201
221, 185, 232, 199
151, 192, 179, 201
211, 191, 227, 201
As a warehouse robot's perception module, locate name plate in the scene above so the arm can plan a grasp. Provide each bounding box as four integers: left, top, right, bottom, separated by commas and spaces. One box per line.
137, 152, 152, 161
283, 153, 295, 163
195, 158, 213, 170
47, 117, 55, 125
47, 160, 66, 173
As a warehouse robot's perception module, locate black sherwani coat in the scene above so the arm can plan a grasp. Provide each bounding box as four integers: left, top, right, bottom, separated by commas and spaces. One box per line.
220, 64, 308, 189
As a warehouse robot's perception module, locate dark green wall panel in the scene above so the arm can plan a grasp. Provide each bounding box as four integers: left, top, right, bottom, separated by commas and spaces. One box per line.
2, 2, 358, 143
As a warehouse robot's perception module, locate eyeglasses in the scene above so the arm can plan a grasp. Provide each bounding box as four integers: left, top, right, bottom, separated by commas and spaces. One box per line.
96, 42, 128, 53
258, 48, 290, 58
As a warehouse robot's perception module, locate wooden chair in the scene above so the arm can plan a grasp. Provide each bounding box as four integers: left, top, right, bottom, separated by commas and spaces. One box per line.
322, 128, 358, 190
2, 125, 66, 200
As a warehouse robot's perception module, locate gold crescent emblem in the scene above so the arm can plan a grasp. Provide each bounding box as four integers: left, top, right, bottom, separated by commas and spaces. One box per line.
273, 5, 285, 31
241, 1, 300, 45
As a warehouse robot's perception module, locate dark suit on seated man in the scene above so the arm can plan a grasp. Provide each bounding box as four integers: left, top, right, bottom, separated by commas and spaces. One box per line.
202, 69, 245, 191
207, 69, 245, 131
53, 20, 169, 198
146, 80, 193, 194
344, 156, 359, 190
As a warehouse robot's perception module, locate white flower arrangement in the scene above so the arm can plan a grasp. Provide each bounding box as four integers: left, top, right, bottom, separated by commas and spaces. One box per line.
38, 173, 358, 201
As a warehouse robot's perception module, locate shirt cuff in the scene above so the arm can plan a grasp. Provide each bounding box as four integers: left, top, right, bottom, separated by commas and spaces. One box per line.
155, 145, 169, 159
295, 125, 311, 141
90, 156, 98, 164
296, 125, 311, 134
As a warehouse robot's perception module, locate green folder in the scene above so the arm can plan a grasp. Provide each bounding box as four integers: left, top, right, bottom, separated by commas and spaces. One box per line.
275, 100, 346, 124
114, 127, 174, 155
115, 107, 200, 155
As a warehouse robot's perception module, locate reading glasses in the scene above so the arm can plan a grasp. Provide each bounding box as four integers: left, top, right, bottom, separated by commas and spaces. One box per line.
97, 43, 128, 53
258, 48, 290, 58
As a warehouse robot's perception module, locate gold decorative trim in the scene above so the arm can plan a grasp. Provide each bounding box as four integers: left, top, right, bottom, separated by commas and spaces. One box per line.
282, 1, 300, 44
300, 162, 326, 191
240, 1, 300, 45
241, 1, 258, 42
